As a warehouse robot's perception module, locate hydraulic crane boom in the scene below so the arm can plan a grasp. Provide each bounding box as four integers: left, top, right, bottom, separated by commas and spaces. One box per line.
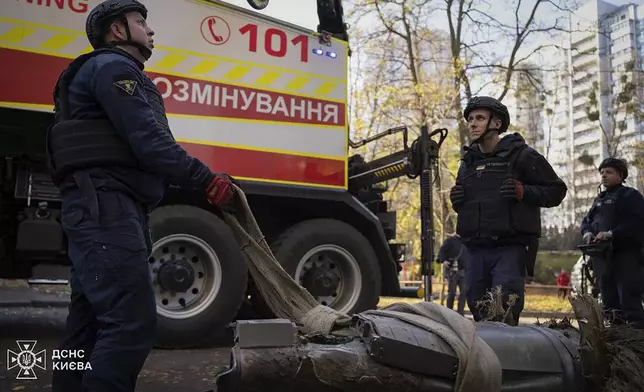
348, 126, 449, 301
315, 0, 350, 42
348, 126, 448, 191
247, 0, 349, 42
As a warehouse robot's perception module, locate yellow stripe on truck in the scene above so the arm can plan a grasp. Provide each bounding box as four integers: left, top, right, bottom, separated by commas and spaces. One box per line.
0, 26, 37, 43
0, 17, 346, 102
39, 34, 77, 51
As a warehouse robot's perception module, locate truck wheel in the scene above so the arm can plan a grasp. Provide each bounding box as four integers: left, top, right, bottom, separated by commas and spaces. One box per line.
149, 205, 247, 349
270, 219, 381, 315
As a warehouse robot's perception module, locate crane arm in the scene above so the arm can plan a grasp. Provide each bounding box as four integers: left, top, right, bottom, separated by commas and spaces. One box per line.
316, 0, 349, 42
246, 0, 349, 42
348, 127, 448, 192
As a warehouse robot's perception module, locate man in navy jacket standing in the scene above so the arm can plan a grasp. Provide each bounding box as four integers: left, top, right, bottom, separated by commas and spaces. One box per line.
450, 96, 567, 324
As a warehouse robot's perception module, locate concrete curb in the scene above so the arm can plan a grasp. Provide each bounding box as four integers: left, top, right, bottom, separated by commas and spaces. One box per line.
0, 289, 576, 319
0, 287, 70, 308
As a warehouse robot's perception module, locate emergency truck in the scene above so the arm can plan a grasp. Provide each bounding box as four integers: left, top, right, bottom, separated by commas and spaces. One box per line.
0, 0, 445, 348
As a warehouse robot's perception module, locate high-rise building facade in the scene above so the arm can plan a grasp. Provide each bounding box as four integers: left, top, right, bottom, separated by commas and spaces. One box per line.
539, 0, 644, 229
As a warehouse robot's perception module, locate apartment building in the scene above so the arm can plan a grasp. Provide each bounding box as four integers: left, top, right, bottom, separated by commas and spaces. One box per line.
504, 64, 546, 151
539, 0, 644, 228
540, 45, 578, 229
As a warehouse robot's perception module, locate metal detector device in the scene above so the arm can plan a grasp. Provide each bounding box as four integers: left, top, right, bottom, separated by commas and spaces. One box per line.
577, 243, 610, 298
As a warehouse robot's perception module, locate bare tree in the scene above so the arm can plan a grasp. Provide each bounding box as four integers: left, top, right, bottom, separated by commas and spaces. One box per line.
541, 75, 567, 161
444, 0, 579, 147
347, 0, 460, 254
584, 60, 644, 158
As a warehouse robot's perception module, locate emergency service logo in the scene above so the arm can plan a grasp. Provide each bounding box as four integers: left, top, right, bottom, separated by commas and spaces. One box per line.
6, 340, 46, 380
114, 80, 138, 95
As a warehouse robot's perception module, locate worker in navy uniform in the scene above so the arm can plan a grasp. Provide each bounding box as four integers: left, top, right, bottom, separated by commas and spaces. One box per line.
449, 96, 567, 324
580, 157, 644, 328
48, 1, 236, 391
436, 234, 468, 315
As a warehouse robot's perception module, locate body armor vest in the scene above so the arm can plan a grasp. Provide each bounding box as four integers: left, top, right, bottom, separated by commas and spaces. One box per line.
456, 145, 541, 242
47, 48, 171, 185
588, 186, 630, 234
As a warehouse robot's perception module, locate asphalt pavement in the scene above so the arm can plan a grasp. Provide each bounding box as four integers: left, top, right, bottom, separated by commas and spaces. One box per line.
0, 280, 576, 391
0, 282, 231, 392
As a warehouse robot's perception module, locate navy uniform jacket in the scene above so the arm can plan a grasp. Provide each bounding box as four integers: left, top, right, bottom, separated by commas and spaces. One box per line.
54, 49, 214, 206
581, 185, 644, 251
454, 133, 568, 247
436, 235, 467, 270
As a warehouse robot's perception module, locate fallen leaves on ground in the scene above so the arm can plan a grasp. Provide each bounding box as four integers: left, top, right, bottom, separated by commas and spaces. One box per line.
378, 293, 573, 313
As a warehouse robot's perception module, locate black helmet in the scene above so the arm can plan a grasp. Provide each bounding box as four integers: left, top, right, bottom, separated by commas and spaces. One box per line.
86, 0, 150, 58
598, 157, 628, 180
463, 96, 510, 134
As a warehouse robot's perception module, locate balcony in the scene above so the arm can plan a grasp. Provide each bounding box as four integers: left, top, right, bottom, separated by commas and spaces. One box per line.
573, 133, 600, 147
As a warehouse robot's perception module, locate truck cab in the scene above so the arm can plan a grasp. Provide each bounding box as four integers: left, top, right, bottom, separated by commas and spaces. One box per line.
0, 0, 407, 348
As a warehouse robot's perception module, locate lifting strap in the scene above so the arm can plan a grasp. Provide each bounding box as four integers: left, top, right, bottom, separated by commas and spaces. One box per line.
222, 185, 503, 391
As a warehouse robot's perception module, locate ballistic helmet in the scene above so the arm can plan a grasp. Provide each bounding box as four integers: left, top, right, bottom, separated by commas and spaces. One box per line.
598, 157, 628, 180
463, 96, 510, 134
85, 0, 151, 59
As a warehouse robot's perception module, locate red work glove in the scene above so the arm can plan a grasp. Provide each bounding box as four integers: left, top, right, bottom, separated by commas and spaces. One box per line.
500, 179, 524, 201
206, 174, 236, 207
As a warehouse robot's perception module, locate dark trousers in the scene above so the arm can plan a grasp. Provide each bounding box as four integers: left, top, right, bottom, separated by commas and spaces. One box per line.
52, 176, 156, 392
598, 248, 644, 327
446, 270, 466, 315
464, 244, 526, 323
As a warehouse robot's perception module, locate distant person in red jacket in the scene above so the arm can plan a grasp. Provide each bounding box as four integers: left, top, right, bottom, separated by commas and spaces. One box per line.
557, 269, 571, 299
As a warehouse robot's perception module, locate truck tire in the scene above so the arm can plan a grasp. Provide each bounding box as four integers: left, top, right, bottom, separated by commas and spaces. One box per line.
149, 205, 247, 349
268, 219, 381, 315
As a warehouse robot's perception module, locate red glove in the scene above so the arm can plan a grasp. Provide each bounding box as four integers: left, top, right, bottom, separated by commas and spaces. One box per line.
500, 179, 524, 201
206, 174, 236, 207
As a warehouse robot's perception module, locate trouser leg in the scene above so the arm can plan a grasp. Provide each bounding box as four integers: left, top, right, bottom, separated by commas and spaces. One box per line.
614, 250, 644, 327
490, 245, 526, 325
59, 188, 157, 392
599, 267, 621, 324
464, 248, 491, 322
51, 267, 99, 392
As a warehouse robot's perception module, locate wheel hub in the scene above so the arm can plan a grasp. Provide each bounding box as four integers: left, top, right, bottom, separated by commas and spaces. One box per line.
295, 244, 362, 312
149, 234, 223, 320
301, 265, 340, 297
157, 259, 195, 292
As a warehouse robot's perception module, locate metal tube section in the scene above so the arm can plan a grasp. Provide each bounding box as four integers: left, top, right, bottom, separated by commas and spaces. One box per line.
215, 320, 584, 392
419, 125, 434, 302
396, 286, 422, 298
348, 126, 408, 149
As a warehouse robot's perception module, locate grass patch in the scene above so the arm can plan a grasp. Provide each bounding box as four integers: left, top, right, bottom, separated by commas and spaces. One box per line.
378, 293, 573, 313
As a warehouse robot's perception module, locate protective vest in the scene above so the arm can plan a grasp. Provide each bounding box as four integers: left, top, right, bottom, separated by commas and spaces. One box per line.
455, 145, 541, 242
587, 186, 630, 234
46, 48, 171, 185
